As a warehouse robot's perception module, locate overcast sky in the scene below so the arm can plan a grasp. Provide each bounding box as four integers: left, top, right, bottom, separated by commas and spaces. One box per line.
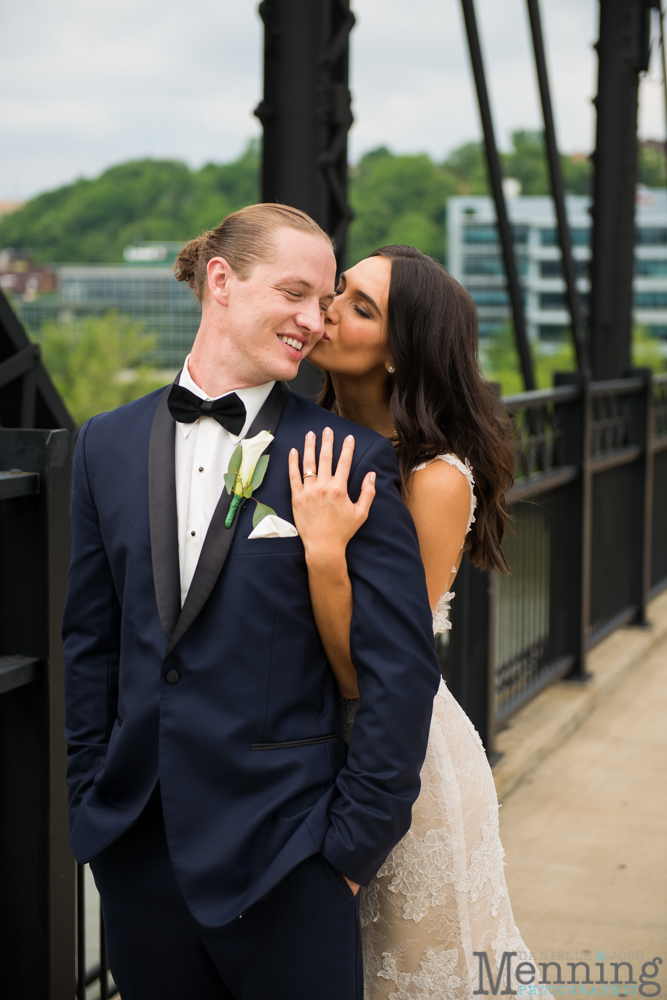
2, 0, 667, 201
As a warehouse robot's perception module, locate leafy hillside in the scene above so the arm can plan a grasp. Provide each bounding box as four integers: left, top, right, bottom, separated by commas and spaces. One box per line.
0, 142, 260, 265
0, 130, 621, 267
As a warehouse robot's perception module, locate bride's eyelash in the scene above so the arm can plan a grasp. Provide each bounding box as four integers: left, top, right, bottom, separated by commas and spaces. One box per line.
334, 283, 370, 318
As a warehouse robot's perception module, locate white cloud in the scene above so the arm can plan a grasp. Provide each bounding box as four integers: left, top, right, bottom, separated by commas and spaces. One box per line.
0, 0, 665, 201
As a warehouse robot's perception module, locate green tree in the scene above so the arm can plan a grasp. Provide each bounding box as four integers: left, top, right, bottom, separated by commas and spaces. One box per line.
561, 152, 591, 195
0, 142, 260, 265
36, 312, 166, 424
0, 134, 599, 269
502, 130, 591, 196
440, 131, 591, 198
502, 130, 550, 194
479, 325, 526, 397
480, 323, 579, 396
637, 144, 667, 188
633, 324, 666, 372
480, 323, 665, 398
442, 141, 489, 195
348, 148, 458, 264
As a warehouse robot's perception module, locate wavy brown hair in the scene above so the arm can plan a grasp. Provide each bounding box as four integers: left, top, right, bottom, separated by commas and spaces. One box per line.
319, 245, 514, 574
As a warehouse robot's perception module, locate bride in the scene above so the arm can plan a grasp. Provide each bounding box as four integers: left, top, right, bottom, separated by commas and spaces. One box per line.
288, 245, 532, 998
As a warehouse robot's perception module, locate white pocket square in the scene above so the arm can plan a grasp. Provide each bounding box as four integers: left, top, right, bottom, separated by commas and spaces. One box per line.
248, 515, 299, 539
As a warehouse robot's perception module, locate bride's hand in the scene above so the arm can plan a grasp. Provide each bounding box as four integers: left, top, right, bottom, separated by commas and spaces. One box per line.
289, 428, 376, 560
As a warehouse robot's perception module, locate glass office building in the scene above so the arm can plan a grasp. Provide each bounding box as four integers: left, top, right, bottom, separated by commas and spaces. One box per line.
13, 244, 200, 369
447, 188, 667, 345
57, 263, 201, 368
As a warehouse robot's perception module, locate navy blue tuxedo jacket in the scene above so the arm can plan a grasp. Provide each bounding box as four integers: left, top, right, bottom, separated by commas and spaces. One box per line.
63, 382, 441, 927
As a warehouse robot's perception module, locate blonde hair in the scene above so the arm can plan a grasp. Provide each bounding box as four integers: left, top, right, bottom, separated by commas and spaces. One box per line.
173, 203, 334, 301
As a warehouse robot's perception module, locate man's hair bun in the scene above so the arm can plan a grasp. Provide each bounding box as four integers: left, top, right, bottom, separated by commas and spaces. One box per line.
173, 235, 206, 290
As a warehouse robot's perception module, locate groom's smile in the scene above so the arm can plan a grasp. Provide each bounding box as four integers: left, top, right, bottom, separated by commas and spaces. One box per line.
277, 331, 308, 356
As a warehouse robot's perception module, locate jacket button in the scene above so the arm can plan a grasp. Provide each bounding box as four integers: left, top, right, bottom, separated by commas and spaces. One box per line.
165, 669, 180, 684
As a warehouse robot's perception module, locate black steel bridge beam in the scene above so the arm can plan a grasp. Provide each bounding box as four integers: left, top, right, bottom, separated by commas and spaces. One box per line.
255, 0, 354, 270
460, 0, 536, 392
589, 0, 656, 381
526, 0, 590, 378
0, 289, 75, 432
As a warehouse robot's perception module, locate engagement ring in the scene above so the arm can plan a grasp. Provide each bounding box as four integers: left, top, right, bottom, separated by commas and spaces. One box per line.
304, 469, 317, 478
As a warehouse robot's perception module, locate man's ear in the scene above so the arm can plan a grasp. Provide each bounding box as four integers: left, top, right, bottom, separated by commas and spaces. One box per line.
206, 257, 234, 307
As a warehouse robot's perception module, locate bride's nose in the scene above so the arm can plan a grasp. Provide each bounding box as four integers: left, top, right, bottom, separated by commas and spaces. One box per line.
324, 299, 340, 327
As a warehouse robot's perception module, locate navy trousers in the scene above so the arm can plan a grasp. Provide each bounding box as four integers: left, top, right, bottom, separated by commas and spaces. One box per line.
90, 790, 363, 1000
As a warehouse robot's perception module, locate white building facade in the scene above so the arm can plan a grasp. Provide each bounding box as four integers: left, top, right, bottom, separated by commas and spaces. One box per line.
447, 189, 667, 344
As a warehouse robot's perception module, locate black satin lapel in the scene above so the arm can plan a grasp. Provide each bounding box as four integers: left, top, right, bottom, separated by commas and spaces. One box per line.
148, 386, 181, 639
164, 381, 290, 658
243, 379, 290, 439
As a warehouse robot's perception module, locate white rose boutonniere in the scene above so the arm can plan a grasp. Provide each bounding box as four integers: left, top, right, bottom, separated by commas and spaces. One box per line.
223, 430, 277, 529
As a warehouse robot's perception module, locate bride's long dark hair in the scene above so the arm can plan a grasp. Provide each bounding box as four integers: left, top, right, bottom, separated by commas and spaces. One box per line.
318, 245, 514, 575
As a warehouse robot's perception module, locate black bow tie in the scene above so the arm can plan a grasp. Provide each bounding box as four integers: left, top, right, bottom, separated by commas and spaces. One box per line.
167, 384, 247, 436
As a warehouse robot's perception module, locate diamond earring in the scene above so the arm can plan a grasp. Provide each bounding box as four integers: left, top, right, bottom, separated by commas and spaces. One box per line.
387, 366, 395, 374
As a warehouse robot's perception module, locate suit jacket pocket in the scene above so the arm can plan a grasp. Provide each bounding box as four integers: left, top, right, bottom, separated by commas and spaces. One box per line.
235, 536, 304, 556
250, 733, 341, 750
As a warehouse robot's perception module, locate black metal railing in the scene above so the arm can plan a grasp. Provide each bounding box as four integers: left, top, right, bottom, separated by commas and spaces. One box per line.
76, 864, 116, 1000
0, 429, 74, 1000
444, 370, 667, 753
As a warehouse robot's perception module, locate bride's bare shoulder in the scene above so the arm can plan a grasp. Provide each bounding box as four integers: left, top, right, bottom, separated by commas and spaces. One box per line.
406, 457, 471, 516
405, 458, 473, 599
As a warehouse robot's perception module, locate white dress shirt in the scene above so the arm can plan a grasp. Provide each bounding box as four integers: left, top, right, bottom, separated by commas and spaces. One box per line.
174, 355, 274, 605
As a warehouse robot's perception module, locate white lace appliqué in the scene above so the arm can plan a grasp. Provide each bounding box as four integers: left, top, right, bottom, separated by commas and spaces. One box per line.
352, 454, 532, 998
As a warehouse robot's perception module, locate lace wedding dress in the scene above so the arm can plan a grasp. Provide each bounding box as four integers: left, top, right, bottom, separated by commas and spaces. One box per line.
346, 454, 532, 999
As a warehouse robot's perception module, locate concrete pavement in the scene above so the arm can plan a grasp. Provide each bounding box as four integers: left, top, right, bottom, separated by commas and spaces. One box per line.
498, 591, 667, 980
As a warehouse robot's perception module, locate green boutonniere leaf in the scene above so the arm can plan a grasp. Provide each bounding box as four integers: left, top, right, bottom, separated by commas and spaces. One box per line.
223, 471, 236, 494
249, 454, 270, 490
252, 502, 277, 528
228, 445, 243, 475
242, 484, 254, 498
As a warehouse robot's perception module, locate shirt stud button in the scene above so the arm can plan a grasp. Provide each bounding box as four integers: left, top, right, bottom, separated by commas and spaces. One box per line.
199, 466, 204, 472
191, 530, 196, 536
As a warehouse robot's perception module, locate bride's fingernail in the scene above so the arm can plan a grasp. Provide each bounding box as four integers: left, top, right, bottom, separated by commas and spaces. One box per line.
370, 472, 376, 484
307, 431, 315, 441
324, 427, 332, 436
290, 448, 297, 456
346, 435, 354, 443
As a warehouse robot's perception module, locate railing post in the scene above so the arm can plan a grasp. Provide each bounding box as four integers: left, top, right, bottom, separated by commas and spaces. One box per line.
626, 367, 654, 626
0, 428, 74, 1000
553, 373, 592, 678
445, 557, 496, 758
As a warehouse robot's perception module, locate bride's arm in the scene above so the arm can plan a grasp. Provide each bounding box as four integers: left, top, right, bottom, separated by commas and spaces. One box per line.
288, 428, 376, 700
404, 461, 472, 607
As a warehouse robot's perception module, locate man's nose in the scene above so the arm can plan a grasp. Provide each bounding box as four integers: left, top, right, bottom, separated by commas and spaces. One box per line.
295, 299, 325, 334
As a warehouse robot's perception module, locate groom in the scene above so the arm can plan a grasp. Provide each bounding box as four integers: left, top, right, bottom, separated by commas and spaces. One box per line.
63, 204, 441, 1000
